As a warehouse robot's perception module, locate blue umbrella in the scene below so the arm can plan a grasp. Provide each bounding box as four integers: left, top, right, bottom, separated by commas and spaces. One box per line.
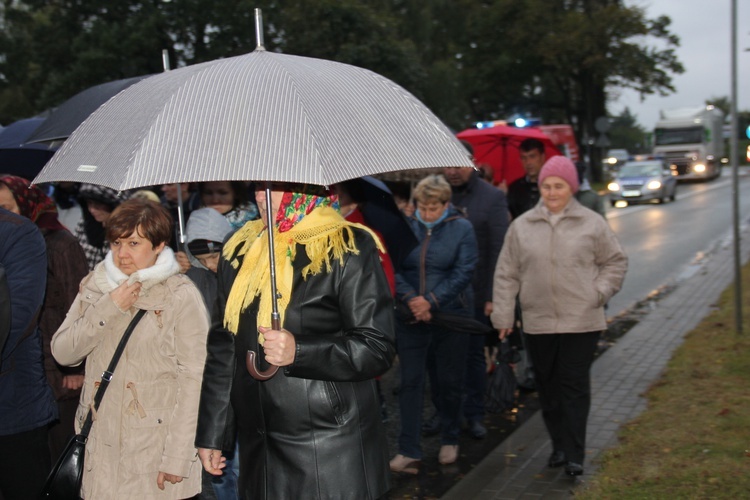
0, 118, 55, 179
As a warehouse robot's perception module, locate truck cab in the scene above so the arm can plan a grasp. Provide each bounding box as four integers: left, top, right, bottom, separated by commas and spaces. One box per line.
652, 105, 724, 181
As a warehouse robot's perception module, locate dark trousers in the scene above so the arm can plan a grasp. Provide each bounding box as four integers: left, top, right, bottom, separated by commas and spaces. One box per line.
0, 425, 51, 500
525, 331, 600, 464
397, 321, 468, 459
461, 307, 491, 423
49, 398, 79, 463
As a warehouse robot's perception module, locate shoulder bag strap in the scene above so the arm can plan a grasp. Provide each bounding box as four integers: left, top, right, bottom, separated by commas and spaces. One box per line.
79, 308, 147, 437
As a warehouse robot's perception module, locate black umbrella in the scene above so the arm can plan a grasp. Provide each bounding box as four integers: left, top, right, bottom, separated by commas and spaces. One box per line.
430, 312, 496, 335
26, 75, 151, 145
0, 118, 55, 179
395, 302, 496, 335
343, 176, 419, 271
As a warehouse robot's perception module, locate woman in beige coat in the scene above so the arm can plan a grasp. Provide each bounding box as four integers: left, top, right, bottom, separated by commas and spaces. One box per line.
52, 199, 210, 499
491, 156, 627, 478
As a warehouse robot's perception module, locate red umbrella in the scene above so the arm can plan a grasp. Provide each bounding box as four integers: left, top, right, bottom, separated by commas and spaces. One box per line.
457, 125, 560, 186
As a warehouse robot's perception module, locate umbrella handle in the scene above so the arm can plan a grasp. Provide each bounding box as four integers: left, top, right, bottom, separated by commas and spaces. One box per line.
246, 350, 279, 380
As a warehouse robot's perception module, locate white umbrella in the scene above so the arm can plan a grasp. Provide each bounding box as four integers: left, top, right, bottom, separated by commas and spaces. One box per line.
33, 10, 473, 379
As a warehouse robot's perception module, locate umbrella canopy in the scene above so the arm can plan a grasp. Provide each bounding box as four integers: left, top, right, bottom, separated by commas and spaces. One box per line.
0, 118, 55, 179
32, 39, 473, 381
26, 75, 151, 145
457, 125, 560, 186
33, 49, 472, 190
344, 176, 418, 271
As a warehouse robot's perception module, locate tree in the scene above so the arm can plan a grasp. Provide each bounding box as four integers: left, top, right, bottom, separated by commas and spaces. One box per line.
0, 0, 427, 125
0, 0, 684, 171
0, 1, 177, 124
706, 97, 750, 161
467, 0, 684, 180
608, 107, 649, 154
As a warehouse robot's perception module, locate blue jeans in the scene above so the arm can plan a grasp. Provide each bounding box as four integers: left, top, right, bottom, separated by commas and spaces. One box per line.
211, 439, 240, 499
396, 320, 469, 459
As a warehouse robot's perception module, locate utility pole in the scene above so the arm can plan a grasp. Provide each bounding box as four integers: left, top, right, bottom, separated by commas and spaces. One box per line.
730, 0, 742, 334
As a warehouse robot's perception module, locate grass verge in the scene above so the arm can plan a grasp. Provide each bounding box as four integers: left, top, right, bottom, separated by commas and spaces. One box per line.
576, 263, 750, 498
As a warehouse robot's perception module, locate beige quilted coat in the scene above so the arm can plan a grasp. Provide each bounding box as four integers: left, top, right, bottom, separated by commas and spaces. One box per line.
491, 198, 627, 334
52, 250, 209, 499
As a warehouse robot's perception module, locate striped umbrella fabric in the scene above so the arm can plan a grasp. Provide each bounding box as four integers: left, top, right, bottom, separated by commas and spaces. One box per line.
33, 49, 472, 191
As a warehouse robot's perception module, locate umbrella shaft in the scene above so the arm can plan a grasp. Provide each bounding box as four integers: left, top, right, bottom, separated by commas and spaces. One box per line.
176, 184, 185, 248
264, 184, 281, 323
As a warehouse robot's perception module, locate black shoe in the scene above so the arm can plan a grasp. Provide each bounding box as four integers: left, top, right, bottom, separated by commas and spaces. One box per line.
468, 420, 487, 439
564, 462, 584, 476
422, 414, 440, 436
547, 451, 566, 468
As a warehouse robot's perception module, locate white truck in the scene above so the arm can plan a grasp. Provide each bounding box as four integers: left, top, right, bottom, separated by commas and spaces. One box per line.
652, 105, 725, 180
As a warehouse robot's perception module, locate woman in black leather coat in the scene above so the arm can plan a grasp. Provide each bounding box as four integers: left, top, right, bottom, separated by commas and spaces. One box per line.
195, 183, 396, 500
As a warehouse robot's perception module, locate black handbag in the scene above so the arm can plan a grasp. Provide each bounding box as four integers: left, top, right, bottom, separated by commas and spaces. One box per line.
485, 340, 521, 414
40, 309, 147, 499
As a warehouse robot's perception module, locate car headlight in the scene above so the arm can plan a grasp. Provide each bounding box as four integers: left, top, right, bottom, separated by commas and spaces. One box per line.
607, 182, 620, 191
693, 163, 706, 173
646, 180, 662, 190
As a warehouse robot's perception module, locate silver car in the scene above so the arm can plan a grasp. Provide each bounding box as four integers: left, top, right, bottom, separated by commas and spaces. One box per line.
607, 159, 678, 207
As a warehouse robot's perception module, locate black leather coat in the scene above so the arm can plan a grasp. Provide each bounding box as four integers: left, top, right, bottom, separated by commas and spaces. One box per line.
196, 228, 395, 500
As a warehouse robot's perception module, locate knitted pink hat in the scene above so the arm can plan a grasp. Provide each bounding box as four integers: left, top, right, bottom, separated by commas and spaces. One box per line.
538, 155, 579, 194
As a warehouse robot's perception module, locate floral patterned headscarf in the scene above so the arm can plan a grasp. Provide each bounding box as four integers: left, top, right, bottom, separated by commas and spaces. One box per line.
274, 184, 339, 232
223, 183, 382, 338
0, 175, 65, 232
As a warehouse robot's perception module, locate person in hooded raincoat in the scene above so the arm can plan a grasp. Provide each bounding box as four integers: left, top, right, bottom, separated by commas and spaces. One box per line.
183, 207, 240, 500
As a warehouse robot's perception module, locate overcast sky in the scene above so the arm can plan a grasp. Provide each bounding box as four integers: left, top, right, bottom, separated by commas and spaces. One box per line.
611, 0, 749, 130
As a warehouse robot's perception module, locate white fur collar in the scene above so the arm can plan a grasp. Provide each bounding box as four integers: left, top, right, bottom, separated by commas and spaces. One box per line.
101, 246, 180, 291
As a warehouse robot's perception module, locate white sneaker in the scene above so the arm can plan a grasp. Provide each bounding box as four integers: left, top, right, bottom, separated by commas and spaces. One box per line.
389, 454, 420, 474
438, 444, 459, 465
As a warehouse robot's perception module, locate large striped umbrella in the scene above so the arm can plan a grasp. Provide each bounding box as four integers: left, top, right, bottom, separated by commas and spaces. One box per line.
33, 49, 471, 190
33, 12, 473, 380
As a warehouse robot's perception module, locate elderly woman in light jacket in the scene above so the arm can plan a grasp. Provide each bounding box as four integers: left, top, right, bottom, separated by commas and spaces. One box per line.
491, 156, 627, 478
52, 199, 210, 499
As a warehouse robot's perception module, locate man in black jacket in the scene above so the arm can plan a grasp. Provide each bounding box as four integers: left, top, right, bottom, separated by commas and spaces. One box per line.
443, 147, 509, 438
507, 138, 547, 219
505, 138, 548, 391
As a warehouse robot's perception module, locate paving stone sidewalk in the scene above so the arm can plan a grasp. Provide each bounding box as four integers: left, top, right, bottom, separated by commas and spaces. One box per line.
441, 222, 750, 500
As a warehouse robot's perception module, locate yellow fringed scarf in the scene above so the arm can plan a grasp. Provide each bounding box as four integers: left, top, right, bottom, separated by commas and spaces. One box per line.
222, 205, 384, 341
